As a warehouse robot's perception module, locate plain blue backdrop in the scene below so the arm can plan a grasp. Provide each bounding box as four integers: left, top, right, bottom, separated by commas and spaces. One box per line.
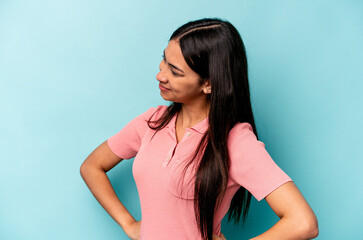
0, 0, 362, 239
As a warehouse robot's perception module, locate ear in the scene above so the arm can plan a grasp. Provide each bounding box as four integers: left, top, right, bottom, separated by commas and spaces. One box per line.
202, 79, 211, 94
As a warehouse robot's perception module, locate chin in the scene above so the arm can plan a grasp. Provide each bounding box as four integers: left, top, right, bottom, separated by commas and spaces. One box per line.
160, 95, 171, 101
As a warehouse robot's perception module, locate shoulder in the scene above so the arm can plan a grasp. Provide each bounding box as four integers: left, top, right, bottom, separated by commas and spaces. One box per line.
139, 105, 168, 121
228, 122, 256, 141
228, 122, 266, 154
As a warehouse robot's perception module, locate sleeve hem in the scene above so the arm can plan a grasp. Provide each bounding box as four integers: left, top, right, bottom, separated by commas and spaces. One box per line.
106, 138, 130, 160
255, 178, 293, 201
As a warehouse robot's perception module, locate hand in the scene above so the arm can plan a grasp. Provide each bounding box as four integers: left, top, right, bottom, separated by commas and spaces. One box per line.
123, 220, 142, 240
213, 232, 227, 240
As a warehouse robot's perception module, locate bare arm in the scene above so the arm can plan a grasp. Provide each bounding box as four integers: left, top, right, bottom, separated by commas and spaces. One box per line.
80, 140, 140, 238
250, 181, 319, 240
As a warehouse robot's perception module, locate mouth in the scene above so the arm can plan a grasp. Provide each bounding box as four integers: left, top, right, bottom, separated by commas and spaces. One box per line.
159, 84, 170, 91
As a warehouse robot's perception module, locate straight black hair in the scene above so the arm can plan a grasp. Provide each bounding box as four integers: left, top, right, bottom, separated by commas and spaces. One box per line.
148, 18, 258, 240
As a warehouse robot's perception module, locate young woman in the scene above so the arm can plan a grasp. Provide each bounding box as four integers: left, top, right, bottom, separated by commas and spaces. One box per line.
80, 18, 319, 240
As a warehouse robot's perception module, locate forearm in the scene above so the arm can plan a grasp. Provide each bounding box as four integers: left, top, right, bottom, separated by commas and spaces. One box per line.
80, 164, 136, 229
249, 216, 318, 240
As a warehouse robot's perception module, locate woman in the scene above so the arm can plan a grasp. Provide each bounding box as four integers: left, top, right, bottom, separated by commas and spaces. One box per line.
80, 18, 319, 240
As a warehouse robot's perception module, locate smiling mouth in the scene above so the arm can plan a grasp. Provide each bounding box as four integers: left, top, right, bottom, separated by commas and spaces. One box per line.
159, 84, 170, 91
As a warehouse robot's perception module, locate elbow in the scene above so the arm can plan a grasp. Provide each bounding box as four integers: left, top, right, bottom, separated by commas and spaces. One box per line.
80, 160, 104, 180
299, 215, 319, 239
80, 161, 92, 179
80, 162, 87, 179
309, 220, 319, 239
311, 227, 319, 239
303, 222, 319, 239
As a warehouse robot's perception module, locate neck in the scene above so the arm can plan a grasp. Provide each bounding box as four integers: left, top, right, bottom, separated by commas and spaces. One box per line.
178, 101, 210, 128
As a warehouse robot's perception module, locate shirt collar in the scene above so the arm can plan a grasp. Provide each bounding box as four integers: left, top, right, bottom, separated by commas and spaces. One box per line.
167, 112, 209, 134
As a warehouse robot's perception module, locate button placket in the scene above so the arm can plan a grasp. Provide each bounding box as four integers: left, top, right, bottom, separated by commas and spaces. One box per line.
162, 140, 177, 168
163, 124, 193, 168
163, 154, 173, 167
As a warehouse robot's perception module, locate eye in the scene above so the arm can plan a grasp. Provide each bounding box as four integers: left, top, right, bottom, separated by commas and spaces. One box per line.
161, 53, 182, 77
170, 69, 180, 77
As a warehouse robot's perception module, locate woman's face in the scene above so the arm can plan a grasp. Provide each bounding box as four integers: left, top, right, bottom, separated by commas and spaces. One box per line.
156, 39, 209, 104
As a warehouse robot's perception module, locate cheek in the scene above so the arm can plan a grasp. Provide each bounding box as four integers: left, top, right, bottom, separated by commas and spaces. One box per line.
174, 83, 201, 97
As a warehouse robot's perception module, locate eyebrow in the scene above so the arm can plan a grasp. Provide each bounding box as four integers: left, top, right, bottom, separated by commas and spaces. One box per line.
163, 49, 185, 74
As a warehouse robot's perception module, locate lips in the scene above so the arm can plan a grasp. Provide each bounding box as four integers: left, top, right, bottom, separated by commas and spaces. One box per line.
159, 84, 170, 91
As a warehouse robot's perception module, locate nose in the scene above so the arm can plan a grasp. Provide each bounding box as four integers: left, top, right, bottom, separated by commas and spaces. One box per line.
156, 72, 167, 83
156, 62, 168, 83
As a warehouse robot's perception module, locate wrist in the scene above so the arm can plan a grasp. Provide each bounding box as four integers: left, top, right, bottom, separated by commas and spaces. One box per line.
116, 213, 136, 230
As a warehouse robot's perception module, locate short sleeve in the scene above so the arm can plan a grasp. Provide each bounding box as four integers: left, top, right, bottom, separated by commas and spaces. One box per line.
228, 122, 293, 201
107, 106, 159, 159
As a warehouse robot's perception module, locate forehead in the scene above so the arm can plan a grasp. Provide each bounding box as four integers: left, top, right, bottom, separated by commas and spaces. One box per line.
164, 40, 189, 71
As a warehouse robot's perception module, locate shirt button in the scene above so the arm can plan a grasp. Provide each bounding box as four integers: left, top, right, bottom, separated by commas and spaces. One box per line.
186, 132, 191, 137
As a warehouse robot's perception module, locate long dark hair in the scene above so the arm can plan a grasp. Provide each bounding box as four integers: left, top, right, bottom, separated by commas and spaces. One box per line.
148, 18, 259, 240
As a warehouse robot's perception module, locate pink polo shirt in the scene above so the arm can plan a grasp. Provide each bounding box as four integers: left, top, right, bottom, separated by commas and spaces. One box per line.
107, 105, 292, 240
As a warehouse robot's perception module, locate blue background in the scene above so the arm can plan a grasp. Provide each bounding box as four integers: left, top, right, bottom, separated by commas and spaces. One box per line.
1, 0, 362, 239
